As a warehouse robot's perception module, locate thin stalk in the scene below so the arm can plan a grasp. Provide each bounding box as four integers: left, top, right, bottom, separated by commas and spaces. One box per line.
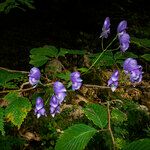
85, 35, 118, 73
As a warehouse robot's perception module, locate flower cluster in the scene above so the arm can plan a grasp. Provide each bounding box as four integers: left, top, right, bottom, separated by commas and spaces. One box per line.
123, 58, 143, 83
70, 71, 83, 91
50, 81, 67, 117
32, 69, 82, 118
29, 67, 41, 87
117, 20, 130, 52
34, 97, 47, 118
100, 18, 130, 52
108, 70, 119, 92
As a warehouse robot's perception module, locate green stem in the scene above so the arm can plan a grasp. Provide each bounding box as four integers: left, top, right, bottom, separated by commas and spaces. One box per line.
86, 35, 118, 73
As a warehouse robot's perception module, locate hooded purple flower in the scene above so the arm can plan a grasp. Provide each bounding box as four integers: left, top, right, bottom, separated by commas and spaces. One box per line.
53, 81, 66, 94
100, 17, 110, 38
119, 32, 130, 52
29, 67, 41, 86
70, 71, 83, 90
108, 70, 119, 92
117, 20, 127, 34
123, 58, 143, 83
50, 95, 60, 117
34, 97, 46, 118
123, 58, 138, 74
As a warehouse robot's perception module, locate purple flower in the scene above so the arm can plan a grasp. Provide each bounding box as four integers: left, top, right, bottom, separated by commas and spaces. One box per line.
123, 58, 138, 74
117, 20, 127, 33
108, 70, 119, 92
70, 71, 83, 90
50, 95, 60, 117
34, 97, 46, 118
130, 67, 143, 83
119, 32, 130, 52
100, 17, 110, 38
53, 81, 66, 94
29, 67, 41, 86
123, 58, 143, 83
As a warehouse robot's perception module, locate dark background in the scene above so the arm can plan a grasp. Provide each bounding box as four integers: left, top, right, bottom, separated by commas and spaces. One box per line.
0, 0, 150, 70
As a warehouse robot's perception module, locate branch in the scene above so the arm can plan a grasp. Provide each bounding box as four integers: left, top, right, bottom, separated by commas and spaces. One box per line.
107, 101, 116, 150
0, 67, 29, 74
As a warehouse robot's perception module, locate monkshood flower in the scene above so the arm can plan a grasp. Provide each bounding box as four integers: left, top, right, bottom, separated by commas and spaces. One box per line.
117, 20, 127, 34
130, 67, 143, 83
70, 71, 83, 91
34, 97, 46, 118
100, 17, 110, 38
108, 70, 119, 92
123, 58, 138, 74
53, 81, 66, 104
119, 32, 130, 52
50, 95, 60, 117
123, 58, 143, 83
29, 67, 41, 86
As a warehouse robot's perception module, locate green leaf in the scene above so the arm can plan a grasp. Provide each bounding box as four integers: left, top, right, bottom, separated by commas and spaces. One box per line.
89, 51, 114, 67
83, 104, 108, 129
29, 55, 49, 67
59, 48, 86, 56
140, 54, 150, 61
56, 71, 71, 81
0, 69, 24, 88
78, 67, 89, 73
55, 124, 97, 150
122, 138, 150, 150
4, 92, 31, 128
29, 46, 59, 67
114, 52, 138, 65
111, 109, 127, 123
0, 107, 5, 135
131, 37, 150, 48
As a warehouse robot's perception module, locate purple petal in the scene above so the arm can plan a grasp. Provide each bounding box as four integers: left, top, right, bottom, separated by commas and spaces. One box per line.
117, 20, 127, 33
53, 81, 66, 94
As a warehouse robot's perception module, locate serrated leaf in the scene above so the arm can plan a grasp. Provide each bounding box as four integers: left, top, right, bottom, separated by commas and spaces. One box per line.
56, 71, 71, 81
111, 109, 127, 123
83, 104, 108, 129
4, 92, 31, 128
30, 46, 59, 67
122, 138, 150, 150
89, 51, 114, 67
29, 55, 49, 67
55, 124, 97, 150
59, 48, 86, 56
0, 107, 5, 135
141, 54, 150, 61
131, 37, 150, 48
78, 67, 89, 73
114, 52, 138, 60
0, 69, 24, 88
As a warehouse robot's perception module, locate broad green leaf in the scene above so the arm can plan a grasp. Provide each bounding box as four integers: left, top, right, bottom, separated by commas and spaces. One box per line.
59, 48, 86, 56
0, 69, 24, 88
29, 55, 49, 67
29, 46, 59, 67
55, 124, 97, 150
122, 138, 150, 150
89, 51, 114, 67
114, 52, 138, 60
0, 107, 5, 135
111, 109, 127, 123
78, 67, 89, 73
4, 92, 31, 128
30, 46, 58, 57
131, 37, 150, 48
56, 71, 71, 81
83, 104, 108, 129
140, 54, 150, 61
